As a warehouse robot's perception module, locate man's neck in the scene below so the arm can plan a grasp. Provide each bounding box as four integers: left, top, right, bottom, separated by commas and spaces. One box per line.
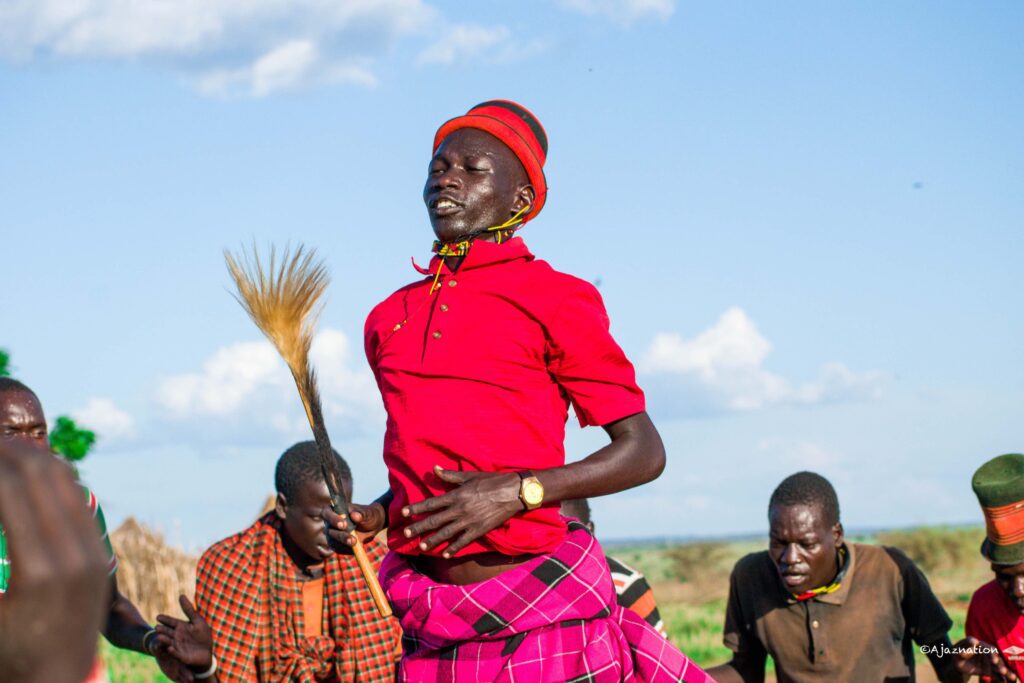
280, 531, 324, 580
440, 230, 500, 272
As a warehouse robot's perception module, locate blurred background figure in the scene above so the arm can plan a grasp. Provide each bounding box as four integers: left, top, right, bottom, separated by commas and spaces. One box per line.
0, 438, 110, 683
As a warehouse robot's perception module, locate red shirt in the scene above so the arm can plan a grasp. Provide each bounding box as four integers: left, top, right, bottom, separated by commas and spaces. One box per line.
966, 579, 1024, 676
365, 237, 645, 557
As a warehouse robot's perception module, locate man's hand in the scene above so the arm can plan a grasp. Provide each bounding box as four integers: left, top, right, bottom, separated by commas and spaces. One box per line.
952, 636, 1017, 682
401, 466, 522, 558
0, 441, 110, 683
324, 499, 388, 549
152, 642, 195, 683
154, 596, 214, 677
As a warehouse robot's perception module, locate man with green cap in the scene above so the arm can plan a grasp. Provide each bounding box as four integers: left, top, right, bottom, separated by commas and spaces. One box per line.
957, 453, 1024, 680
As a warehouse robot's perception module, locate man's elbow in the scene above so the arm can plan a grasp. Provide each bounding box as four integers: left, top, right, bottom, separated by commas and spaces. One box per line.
635, 419, 666, 484
644, 439, 666, 482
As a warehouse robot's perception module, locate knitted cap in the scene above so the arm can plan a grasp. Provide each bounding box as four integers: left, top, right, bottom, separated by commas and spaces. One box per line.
433, 100, 548, 222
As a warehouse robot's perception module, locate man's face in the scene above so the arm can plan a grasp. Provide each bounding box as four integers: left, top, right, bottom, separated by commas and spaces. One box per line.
769, 503, 843, 595
0, 390, 48, 450
278, 477, 351, 565
993, 561, 1024, 613
423, 127, 530, 243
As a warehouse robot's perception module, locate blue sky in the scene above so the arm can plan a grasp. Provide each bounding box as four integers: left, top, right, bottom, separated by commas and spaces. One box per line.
1, 0, 1021, 550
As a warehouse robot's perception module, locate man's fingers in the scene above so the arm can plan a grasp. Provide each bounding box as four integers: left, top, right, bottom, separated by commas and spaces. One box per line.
405, 490, 457, 517
323, 505, 349, 530
442, 527, 479, 558
419, 520, 468, 552
152, 631, 173, 646
156, 615, 187, 629
404, 509, 458, 538
178, 594, 200, 621
434, 466, 473, 484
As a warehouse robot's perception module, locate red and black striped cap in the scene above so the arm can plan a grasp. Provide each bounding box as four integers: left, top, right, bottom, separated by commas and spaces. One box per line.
433, 100, 548, 221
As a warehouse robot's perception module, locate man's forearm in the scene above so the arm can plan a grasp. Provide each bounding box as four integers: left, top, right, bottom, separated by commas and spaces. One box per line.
533, 411, 665, 504
104, 594, 154, 654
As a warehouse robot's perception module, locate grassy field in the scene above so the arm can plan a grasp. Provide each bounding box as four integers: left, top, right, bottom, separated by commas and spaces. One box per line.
104, 526, 991, 681
101, 641, 171, 683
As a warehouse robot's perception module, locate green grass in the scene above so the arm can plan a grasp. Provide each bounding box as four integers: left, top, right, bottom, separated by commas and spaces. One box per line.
101, 641, 171, 683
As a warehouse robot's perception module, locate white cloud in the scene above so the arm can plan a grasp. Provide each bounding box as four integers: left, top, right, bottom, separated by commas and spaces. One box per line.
196, 40, 377, 97
758, 438, 843, 471
416, 24, 510, 66
157, 340, 285, 417
0, 0, 434, 95
73, 397, 135, 439
559, 0, 674, 24
156, 328, 381, 437
641, 307, 885, 413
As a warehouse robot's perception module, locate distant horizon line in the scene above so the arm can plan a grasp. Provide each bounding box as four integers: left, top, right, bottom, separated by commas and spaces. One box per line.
600, 520, 984, 548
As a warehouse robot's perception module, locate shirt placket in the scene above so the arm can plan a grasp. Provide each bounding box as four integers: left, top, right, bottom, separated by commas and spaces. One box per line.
428, 274, 458, 345
804, 600, 828, 664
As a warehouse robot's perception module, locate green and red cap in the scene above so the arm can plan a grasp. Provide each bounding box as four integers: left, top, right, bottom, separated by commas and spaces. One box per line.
973, 453, 1024, 565
433, 100, 548, 222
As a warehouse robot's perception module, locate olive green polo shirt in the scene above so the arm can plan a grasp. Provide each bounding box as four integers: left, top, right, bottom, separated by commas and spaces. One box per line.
723, 543, 952, 682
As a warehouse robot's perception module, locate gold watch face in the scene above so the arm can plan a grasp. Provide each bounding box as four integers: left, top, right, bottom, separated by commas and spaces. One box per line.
522, 478, 544, 505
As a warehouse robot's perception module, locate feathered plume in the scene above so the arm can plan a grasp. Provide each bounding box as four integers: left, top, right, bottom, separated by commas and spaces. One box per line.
224, 244, 392, 617
224, 246, 326, 428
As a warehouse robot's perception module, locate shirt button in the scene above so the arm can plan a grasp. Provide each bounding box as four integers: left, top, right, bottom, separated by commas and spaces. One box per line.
440, 304, 449, 312
812, 620, 819, 629
448, 279, 457, 287
432, 331, 442, 339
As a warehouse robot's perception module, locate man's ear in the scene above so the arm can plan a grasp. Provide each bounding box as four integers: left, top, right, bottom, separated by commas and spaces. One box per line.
275, 492, 288, 521
512, 184, 536, 214
833, 522, 844, 548
587, 521, 596, 535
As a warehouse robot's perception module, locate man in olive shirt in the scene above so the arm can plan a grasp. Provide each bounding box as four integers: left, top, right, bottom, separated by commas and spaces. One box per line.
708, 471, 962, 683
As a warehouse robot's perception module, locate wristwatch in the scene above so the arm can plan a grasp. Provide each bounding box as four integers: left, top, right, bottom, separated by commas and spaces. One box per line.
518, 471, 545, 510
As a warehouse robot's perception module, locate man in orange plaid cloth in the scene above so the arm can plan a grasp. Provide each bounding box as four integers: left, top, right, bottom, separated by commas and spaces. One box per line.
154, 441, 401, 682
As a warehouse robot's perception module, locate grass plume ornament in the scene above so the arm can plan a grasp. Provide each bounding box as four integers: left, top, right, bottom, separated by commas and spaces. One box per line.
225, 244, 392, 617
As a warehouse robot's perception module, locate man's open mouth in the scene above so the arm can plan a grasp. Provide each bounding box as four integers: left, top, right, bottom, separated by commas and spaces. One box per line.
430, 196, 463, 216
781, 572, 807, 587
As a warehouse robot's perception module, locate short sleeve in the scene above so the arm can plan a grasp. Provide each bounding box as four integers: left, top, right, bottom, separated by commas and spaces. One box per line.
82, 484, 118, 576
884, 546, 952, 645
545, 281, 645, 427
723, 563, 768, 680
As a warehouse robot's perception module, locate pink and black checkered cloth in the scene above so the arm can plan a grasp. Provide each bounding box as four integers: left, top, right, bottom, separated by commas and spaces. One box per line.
381, 521, 713, 682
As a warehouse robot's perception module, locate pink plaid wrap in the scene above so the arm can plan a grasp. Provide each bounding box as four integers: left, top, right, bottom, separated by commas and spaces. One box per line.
381, 522, 714, 682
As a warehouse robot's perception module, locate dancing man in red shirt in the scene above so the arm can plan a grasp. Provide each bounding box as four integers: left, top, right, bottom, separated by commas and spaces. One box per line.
328, 100, 709, 682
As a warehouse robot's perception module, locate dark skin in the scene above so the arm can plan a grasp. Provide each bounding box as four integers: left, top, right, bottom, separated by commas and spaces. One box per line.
943, 562, 1024, 682
153, 477, 356, 682
709, 503, 977, 683
326, 128, 667, 585
993, 561, 1024, 613
0, 388, 188, 680
0, 439, 110, 683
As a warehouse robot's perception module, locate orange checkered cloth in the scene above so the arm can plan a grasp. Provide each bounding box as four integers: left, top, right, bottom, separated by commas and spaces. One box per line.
195, 513, 400, 682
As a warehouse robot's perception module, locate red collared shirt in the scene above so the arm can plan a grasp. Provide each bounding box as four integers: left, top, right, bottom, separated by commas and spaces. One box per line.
365, 237, 645, 557
966, 579, 1024, 676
